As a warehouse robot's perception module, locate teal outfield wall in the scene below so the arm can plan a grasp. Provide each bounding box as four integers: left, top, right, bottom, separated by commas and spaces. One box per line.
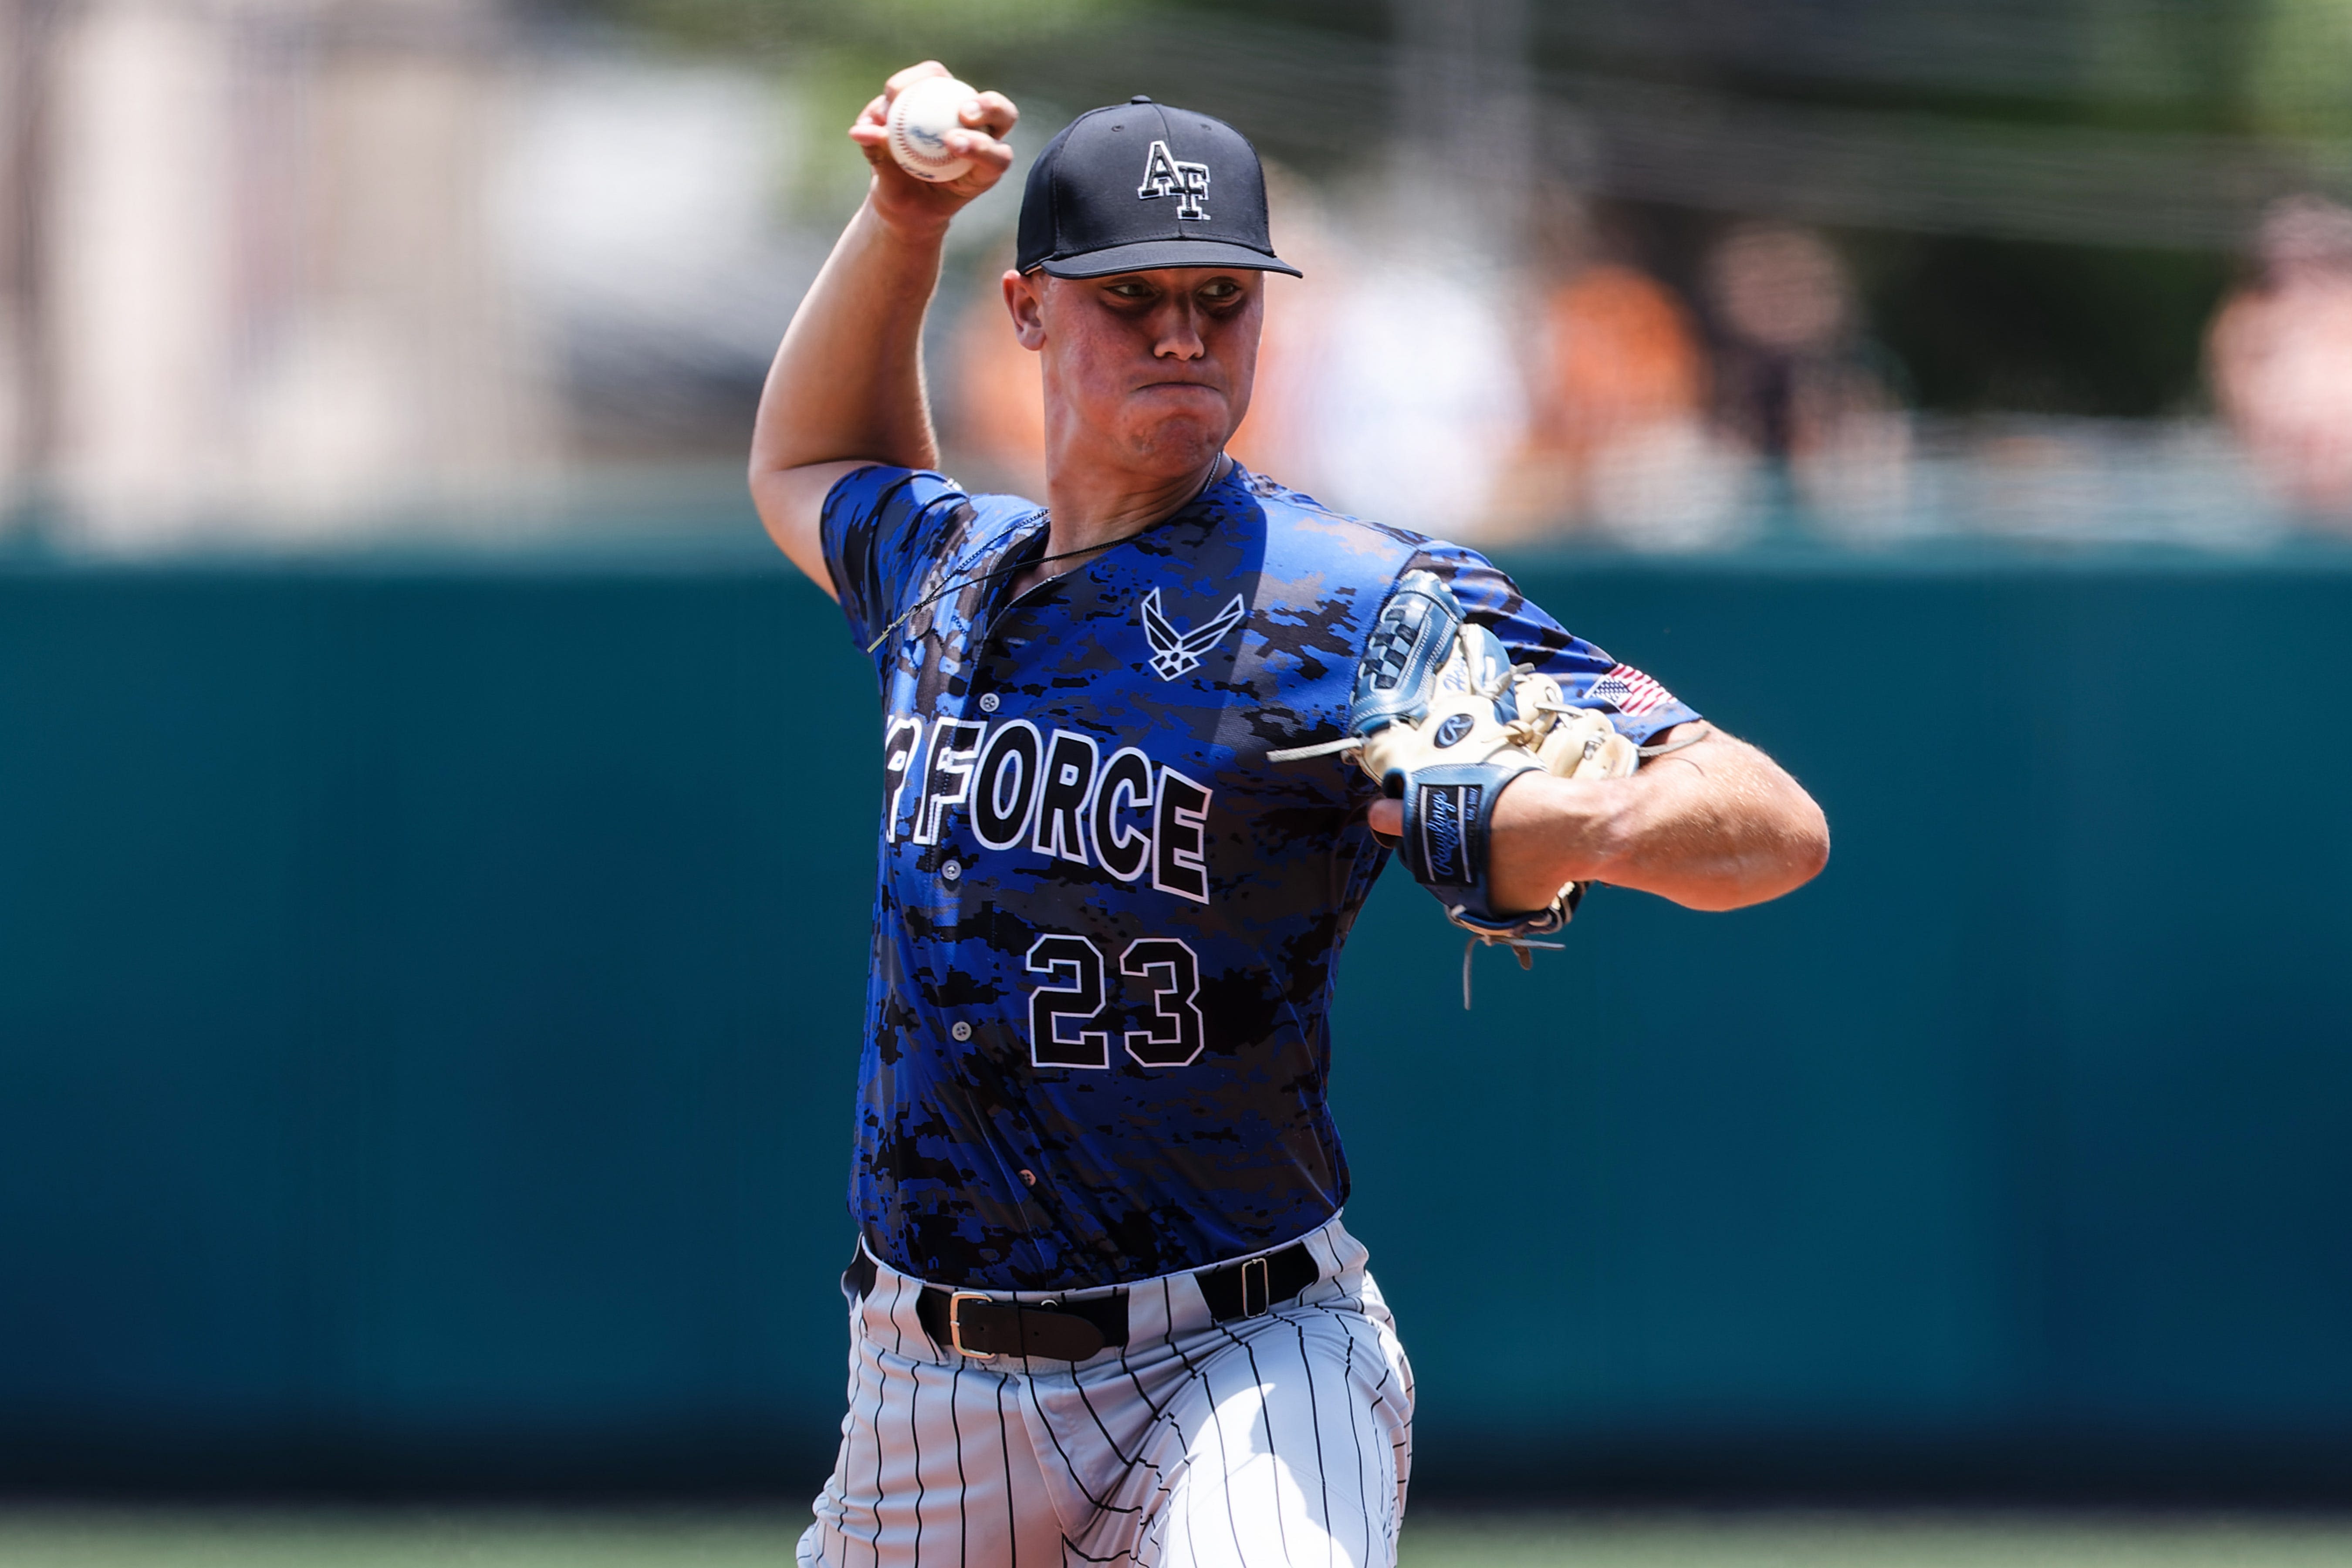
2, 550, 2350, 1500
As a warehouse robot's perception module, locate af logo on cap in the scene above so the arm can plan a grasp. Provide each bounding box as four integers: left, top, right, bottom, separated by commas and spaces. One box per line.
1014, 98, 1297, 277
1137, 139, 1211, 221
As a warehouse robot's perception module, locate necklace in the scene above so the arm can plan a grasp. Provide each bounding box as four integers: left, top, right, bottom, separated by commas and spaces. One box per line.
862, 454, 1231, 655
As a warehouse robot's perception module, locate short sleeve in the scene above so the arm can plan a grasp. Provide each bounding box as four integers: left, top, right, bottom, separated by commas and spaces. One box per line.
820, 466, 974, 659
1409, 543, 1703, 747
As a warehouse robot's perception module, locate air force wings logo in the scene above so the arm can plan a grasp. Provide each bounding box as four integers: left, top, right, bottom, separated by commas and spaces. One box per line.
1139, 588, 1247, 680
1137, 139, 1211, 221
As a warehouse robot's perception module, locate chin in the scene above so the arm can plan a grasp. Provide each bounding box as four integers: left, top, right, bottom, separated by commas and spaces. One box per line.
1122, 416, 1228, 473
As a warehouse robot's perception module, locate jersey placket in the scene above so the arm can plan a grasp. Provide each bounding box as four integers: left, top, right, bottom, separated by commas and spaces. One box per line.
911, 561, 1095, 1264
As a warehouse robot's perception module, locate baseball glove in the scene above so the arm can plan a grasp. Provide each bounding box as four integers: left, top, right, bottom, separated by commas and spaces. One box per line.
1270, 570, 1671, 1003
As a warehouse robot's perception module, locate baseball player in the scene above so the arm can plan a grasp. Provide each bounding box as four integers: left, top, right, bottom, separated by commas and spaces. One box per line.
748, 63, 1829, 1568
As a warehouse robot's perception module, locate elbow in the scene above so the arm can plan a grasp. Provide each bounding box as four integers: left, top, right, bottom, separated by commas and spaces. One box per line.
1761, 792, 1832, 904
1678, 795, 1829, 913
1742, 800, 1831, 909
1791, 797, 1831, 888
748, 442, 790, 514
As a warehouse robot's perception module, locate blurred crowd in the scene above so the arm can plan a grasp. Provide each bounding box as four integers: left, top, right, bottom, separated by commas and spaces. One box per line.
947, 204, 1913, 548
950, 186, 2352, 550
2208, 195, 2352, 517
3, 0, 2352, 552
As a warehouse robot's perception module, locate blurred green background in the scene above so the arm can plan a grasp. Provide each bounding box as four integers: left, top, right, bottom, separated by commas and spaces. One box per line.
5, 549, 2352, 1507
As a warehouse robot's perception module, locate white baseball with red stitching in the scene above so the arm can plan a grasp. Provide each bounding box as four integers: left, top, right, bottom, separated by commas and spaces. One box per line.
886, 76, 977, 183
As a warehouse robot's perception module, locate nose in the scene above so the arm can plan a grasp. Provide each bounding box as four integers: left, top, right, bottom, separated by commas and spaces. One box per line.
1151, 298, 1206, 361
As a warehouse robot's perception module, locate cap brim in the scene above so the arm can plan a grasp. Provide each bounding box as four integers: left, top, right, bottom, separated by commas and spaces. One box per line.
1036, 239, 1302, 279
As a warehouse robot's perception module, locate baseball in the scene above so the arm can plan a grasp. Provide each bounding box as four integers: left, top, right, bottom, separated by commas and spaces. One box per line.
886, 75, 978, 183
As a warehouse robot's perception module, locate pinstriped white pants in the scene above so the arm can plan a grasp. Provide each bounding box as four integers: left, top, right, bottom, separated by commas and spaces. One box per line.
799, 1216, 1415, 1568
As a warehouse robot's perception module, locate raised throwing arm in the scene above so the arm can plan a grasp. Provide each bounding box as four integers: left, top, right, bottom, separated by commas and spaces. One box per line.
747, 64, 1018, 595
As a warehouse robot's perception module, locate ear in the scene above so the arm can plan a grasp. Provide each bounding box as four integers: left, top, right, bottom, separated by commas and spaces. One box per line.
1002, 269, 1047, 351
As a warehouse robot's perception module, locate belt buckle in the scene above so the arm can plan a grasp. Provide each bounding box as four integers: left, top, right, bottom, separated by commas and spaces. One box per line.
1241, 1256, 1271, 1318
947, 1291, 992, 1357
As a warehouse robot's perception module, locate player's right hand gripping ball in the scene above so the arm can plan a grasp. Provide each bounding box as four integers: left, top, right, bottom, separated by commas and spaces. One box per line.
1271, 570, 1639, 952
886, 74, 979, 183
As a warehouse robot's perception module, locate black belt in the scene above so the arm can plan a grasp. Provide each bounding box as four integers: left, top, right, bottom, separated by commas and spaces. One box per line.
844, 1240, 1323, 1361
916, 1287, 1129, 1361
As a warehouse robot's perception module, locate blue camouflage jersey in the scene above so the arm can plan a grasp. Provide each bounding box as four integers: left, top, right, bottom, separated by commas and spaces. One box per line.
821, 462, 1700, 1291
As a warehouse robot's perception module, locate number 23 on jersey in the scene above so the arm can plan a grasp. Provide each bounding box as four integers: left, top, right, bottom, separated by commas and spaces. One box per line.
1024, 934, 1204, 1069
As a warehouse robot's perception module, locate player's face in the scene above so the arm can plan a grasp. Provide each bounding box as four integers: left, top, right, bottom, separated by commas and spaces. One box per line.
1012, 267, 1263, 478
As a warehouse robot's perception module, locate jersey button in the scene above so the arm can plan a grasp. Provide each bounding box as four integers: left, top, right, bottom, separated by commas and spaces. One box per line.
951, 1021, 973, 1042
941, 859, 963, 882
978, 692, 1000, 713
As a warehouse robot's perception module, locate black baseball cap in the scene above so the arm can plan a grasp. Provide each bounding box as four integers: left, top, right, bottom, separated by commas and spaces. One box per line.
1016, 97, 1301, 279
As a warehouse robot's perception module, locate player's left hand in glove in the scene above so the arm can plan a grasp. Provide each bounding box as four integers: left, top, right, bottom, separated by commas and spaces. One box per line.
1269, 570, 1646, 996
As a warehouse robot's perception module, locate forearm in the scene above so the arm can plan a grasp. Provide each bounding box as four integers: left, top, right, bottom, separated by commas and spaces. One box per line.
1488, 729, 1829, 912
750, 197, 945, 480
747, 66, 1017, 587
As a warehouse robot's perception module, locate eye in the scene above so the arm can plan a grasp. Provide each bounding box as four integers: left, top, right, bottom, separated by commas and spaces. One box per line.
1198, 278, 1244, 306
1106, 280, 1154, 301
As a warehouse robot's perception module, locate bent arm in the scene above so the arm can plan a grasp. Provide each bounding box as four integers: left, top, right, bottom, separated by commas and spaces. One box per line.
747, 65, 1016, 594
748, 205, 941, 595
1487, 724, 1830, 912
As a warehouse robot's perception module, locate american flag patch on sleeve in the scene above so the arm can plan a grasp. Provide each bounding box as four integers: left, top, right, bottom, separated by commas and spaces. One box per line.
1585, 664, 1674, 716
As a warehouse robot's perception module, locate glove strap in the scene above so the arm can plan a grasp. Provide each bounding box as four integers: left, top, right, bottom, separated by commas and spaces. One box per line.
1395, 756, 1543, 920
